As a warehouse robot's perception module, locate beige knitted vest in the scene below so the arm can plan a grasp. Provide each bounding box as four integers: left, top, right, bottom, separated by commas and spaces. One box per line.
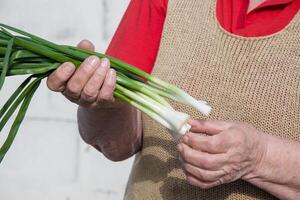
124, 0, 300, 199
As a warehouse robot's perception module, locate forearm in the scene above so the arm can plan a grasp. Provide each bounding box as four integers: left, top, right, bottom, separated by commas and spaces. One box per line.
77, 101, 142, 161
244, 133, 300, 200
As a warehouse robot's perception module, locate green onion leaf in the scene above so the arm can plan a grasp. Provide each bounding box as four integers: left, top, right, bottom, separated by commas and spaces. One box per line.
10, 49, 41, 61
4, 63, 59, 76
0, 77, 38, 133
0, 37, 14, 90
0, 78, 41, 163
0, 76, 32, 120
0, 47, 7, 55
0, 39, 9, 46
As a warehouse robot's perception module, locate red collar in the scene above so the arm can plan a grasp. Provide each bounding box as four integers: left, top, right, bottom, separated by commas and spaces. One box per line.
251, 0, 294, 13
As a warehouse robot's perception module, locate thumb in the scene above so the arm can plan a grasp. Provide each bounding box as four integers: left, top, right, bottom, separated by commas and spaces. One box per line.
189, 119, 231, 135
77, 39, 95, 51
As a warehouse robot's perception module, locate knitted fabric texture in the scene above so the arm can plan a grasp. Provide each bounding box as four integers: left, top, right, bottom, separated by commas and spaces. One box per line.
124, 0, 300, 199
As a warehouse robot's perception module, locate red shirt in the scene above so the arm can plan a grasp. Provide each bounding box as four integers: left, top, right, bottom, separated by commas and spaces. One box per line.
107, 0, 300, 73
217, 0, 300, 37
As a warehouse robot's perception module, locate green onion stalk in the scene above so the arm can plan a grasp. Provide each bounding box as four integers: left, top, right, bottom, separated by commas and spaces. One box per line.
0, 23, 211, 163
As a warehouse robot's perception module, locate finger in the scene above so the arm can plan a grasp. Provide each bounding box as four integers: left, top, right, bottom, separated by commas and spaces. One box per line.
77, 40, 95, 51
64, 56, 100, 100
80, 58, 110, 104
47, 62, 76, 92
183, 132, 229, 153
190, 119, 231, 135
97, 68, 116, 102
182, 162, 225, 182
178, 143, 227, 170
186, 172, 221, 189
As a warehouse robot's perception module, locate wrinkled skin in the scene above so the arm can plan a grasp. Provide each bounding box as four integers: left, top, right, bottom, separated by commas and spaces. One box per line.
178, 120, 300, 200
178, 120, 265, 189
47, 40, 142, 161
47, 40, 117, 107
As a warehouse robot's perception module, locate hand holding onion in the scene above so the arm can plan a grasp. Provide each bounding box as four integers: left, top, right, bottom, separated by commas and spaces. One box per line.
178, 120, 265, 188
47, 40, 117, 108
0, 23, 211, 162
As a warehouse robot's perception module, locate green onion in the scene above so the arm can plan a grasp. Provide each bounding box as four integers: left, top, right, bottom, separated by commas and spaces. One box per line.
0, 23, 211, 163
0, 37, 14, 89
0, 76, 42, 163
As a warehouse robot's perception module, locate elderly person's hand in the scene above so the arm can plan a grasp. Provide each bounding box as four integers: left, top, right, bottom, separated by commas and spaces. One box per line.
47, 40, 141, 162
47, 40, 117, 108
177, 120, 266, 189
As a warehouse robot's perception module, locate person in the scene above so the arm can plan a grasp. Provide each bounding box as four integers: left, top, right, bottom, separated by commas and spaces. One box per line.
46, 0, 300, 199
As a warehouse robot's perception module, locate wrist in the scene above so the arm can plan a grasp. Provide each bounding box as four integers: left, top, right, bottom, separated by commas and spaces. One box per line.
242, 132, 269, 182
77, 100, 139, 144
241, 134, 300, 200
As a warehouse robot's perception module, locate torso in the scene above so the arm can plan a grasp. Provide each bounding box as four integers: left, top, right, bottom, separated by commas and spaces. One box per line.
124, 0, 300, 199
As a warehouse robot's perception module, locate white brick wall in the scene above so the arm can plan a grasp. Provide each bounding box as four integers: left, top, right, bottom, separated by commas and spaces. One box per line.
0, 1, 133, 199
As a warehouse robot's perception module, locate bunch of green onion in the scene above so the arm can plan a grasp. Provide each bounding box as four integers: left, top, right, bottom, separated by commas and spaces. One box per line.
0, 23, 211, 163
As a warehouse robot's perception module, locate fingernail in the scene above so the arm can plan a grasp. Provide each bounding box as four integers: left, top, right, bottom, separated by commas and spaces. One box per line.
101, 58, 109, 68
63, 63, 74, 74
109, 69, 115, 80
87, 56, 100, 67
